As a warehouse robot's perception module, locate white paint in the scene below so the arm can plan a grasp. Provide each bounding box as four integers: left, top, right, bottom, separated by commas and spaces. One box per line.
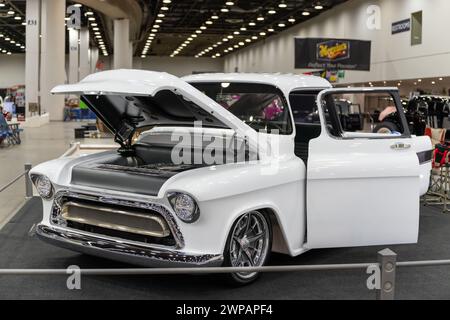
31, 73, 431, 262
40, 0, 66, 120
224, 0, 450, 84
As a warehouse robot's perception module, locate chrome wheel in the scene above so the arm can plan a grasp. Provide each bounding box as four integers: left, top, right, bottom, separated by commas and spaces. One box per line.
229, 211, 270, 280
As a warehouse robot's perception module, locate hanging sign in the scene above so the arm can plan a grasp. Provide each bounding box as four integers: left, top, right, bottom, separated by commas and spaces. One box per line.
295, 38, 371, 71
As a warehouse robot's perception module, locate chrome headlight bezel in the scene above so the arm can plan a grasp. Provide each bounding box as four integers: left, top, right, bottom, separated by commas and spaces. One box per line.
167, 192, 200, 223
31, 174, 54, 199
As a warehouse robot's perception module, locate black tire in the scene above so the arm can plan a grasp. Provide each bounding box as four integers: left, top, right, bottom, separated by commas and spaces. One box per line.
373, 121, 400, 134
222, 210, 272, 286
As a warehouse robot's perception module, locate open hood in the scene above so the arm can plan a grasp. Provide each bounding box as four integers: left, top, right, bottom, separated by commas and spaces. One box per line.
52, 70, 259, 149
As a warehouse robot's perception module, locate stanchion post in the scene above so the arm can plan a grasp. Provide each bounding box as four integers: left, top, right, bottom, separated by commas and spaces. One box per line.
376, 248, 397, 300
24, 163, 33, 198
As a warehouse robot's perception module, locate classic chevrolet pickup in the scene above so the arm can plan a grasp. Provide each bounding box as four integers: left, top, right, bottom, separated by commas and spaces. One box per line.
30, 70, 432, 284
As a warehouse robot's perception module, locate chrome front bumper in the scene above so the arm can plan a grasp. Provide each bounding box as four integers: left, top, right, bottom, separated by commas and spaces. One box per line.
36, 224, 223, 268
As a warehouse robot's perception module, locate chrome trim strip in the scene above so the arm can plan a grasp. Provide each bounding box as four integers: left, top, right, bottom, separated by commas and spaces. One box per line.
36, 224, 223, 267
51, 190, 185, 249
61, 201, 171, 238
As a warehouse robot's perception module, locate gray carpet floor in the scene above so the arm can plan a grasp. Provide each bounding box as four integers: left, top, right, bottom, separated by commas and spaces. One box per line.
0, 197, 449, 300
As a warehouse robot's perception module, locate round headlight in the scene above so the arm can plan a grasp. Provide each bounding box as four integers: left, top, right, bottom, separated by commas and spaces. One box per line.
35, 175, 53, 199
168, 193, 199, 223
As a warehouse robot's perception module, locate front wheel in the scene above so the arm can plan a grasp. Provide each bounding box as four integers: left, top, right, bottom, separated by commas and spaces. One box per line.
222, 210, 272, 285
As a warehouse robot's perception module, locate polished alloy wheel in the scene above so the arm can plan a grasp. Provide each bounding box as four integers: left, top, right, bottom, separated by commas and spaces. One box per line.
229, 211, 270, 279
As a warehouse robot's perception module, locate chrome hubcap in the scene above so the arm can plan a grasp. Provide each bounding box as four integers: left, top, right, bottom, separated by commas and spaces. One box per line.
229, 211, 269, 279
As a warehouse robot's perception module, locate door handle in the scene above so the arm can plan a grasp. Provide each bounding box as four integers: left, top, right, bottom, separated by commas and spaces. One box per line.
391, 142, 411, 150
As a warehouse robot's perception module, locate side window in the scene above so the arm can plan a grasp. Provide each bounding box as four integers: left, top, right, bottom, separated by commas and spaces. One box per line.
322, 92, 406, 137
289, 91, 321, 124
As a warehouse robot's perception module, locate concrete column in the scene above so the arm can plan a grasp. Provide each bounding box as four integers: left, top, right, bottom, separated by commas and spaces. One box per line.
79, 27, 90, 79
40, 0, 66, 121
113, 19, 132, 69
68, 28, 79, 84
90, 47, 99, 73
25, 0, 41, 119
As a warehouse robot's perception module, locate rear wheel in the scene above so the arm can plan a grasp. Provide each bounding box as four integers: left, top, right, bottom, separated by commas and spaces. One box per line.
373, 121, 400, 134
222, 210, 272, 285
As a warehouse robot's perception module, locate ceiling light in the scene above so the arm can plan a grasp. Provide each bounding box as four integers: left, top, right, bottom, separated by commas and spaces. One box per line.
91, 23, 98, 26
6, 52, 11, 55
196, 30, 202, 33
74, 4, 82, 7
155, 19, 163, 23
268, 9, 276, 14
257, 16, 264, 21
227, 35, 233, 39
211, 15, 219, 20
432, 81, 436, 85
240, 27, 247, 31
228, 47, 233, 51
439, 77, 443, 81
221, 8, 229, 12
288, 17, 296, 23
151, 29, 158, 32
85, 11, 94, 16
200, 26, 207, 30
245, 39, 251, 42
7, 10, 14, 15
206, 20, 213, 25
233, 44, 239, 48
249, 22, 256, 26
224, 49, 229, 53
315, 5, 324, 10
158, 13, 165, 17
217, 41, 222, 45
418, 79, 422, 82
259, 32, 266, 36
88, 17, 95, 21
14, 16, 22, 20
233, 31, 240, 35
64, 17, 70, 21
239, 42, 244, 46
268, 28, 275, 32
226, 1, 234, 5
163, 0, 172, 3
278, 22, 286, 27
5, 37, 10, 41
191, 34, 197, 38
161, 6, 169, 11
251, 36, 258, 40
302, 11, 311, 16
278, 2, 287, 8
92, 27, 99, 31
154, 25, 160, 28
22, 22, 26, 26
0, 4, 5, 7
223, 38, 229, 42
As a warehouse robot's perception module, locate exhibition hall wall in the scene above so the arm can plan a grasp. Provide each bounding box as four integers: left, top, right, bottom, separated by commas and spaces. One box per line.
0, 54, 224, 88
0, 55, 26, 88
224, 0, 450, 84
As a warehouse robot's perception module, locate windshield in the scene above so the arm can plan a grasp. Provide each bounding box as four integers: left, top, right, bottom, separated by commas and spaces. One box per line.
190, 82, 293, 135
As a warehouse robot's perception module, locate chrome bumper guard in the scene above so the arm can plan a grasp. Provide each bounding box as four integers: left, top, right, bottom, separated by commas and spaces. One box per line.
36, 224, 224, 268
